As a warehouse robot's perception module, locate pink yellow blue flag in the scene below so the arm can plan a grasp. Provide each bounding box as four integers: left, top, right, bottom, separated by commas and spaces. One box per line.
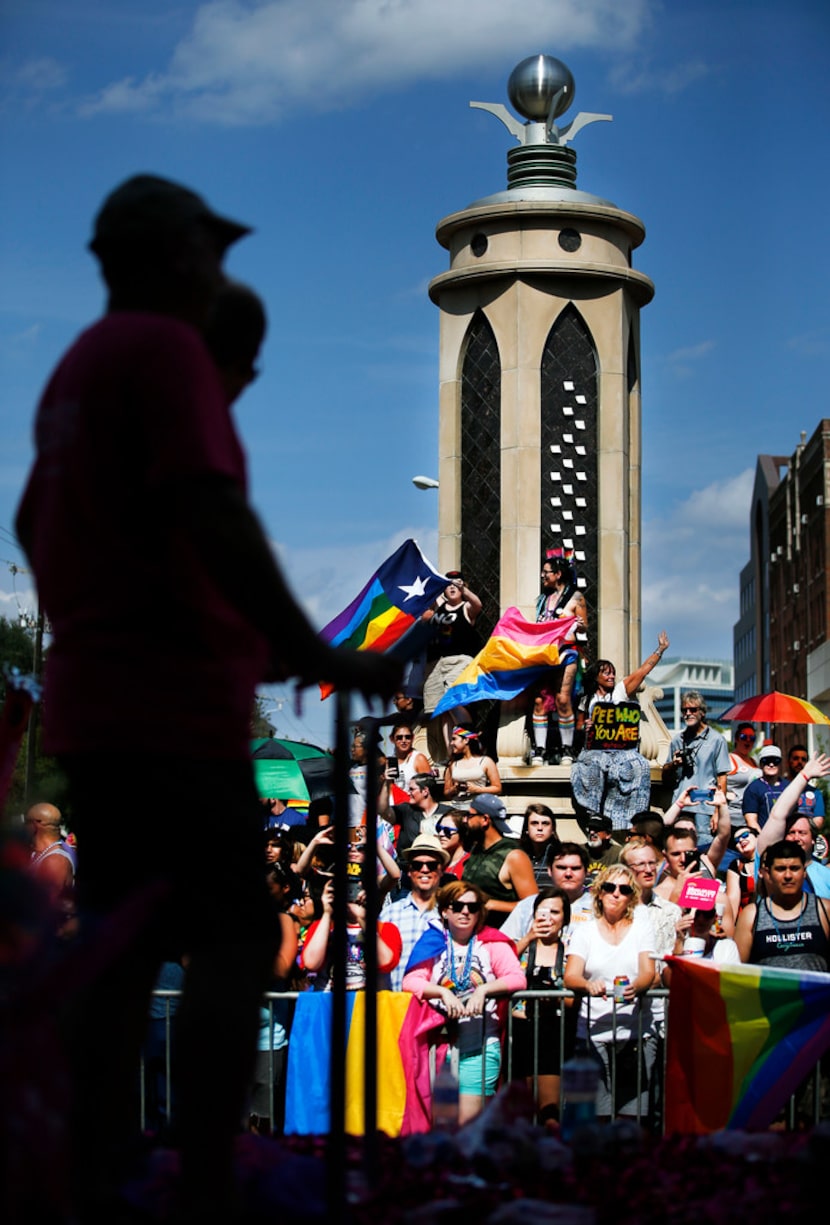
432, 606, 578, 716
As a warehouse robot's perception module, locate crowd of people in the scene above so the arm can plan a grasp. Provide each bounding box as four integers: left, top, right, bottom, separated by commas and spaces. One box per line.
250, 736, 830, 1132
22, 732, 818, 1141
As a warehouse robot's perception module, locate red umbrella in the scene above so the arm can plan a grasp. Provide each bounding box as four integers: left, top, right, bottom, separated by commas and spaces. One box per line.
717, 690, 830, 726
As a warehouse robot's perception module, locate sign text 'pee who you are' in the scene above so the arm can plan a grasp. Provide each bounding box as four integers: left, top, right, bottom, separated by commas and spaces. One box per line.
587, 702, 641, 751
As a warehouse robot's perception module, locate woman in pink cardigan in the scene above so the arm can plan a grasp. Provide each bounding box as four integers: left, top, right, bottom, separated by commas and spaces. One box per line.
402, 879, 525, 1123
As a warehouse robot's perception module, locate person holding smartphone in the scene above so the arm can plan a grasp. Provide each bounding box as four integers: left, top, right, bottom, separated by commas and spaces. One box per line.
654, 792, 734, 935
299, 845, 402, 992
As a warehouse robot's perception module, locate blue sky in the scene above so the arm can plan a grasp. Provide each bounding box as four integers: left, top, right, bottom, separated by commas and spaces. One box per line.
1, 0, 828, 747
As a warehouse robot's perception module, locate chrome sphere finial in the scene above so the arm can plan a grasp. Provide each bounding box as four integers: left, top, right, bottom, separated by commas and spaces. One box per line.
507, 54, 575, 121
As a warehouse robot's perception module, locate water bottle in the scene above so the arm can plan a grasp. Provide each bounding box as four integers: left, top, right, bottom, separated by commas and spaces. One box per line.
432, 1052, 459, 1131
560, 1053, 599, 1140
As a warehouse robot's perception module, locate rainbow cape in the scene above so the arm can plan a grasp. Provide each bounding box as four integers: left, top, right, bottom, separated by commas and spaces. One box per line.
284, 990, 443, 1136
321, 540, 447, 654
664, 958, 830, 1133
432, 607, 578, 716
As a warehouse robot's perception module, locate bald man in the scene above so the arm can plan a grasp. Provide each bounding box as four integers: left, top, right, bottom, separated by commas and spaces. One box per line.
26, 802, 76, 900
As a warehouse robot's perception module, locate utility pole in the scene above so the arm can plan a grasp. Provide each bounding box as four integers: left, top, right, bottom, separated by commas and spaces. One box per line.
24, 602, 44, 804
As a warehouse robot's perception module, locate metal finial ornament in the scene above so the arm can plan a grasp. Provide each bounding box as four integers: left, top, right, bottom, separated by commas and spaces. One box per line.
470, 54, 612, 191
507, 55, 575, 122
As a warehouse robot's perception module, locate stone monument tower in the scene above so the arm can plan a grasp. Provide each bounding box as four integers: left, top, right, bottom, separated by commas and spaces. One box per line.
430, 55, 654, 681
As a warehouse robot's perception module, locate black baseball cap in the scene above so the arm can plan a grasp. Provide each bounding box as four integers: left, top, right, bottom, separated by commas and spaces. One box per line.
90, 174, 252, 254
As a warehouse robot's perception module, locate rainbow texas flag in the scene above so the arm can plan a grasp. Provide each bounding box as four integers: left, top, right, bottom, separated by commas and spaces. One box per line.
284, 990, 443, 1136
664, 958, 830, 1133
432, 607, 578, 716
321, 539, 447, 655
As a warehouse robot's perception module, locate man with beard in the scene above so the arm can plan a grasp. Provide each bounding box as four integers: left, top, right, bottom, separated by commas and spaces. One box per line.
786, 744, 825, 828
583, 813, 621, 883
460, 794, 536, 927
662, 690, 729, 842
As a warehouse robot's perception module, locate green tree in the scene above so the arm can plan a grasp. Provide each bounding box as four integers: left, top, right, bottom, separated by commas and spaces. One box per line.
249, 695, 276, 740
0, 615, 64, 819
0, 614, 38, 682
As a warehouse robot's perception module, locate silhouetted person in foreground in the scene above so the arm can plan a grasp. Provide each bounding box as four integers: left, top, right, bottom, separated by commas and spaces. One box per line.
15, 174, 399, 1223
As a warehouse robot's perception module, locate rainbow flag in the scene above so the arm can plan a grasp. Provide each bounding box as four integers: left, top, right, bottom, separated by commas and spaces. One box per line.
665, 958, 830, 1133
321, 540, 447, 654
284, 991, 443, 1136
432, 607, 578, 716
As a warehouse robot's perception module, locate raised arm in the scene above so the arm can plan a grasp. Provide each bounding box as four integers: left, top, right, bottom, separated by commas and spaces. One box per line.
734, 902, 758, 963
294, 826, 334, 878
172, 475, 401, 698
622, 630, 669, 698
705, 788, 732, 871
662, 785, 695, 826
460, 581, 482, 622
756, 754, 830, 855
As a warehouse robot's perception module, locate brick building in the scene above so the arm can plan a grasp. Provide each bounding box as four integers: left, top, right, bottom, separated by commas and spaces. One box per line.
734, 421, 830, 751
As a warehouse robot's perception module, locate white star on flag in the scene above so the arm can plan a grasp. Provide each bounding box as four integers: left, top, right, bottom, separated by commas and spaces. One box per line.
398, 575, 430, 602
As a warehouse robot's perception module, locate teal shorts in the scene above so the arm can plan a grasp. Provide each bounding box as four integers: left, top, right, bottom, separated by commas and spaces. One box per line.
458, 1037, 501, 1096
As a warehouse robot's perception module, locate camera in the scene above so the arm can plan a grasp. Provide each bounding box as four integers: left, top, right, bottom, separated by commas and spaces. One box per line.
675, 748, 693, 778
682, 849, 702, 869
346, 860, 363, 903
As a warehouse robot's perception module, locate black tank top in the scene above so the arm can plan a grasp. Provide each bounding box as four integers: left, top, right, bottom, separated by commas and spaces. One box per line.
749, 893, 830, 971
427, 601, 479, 659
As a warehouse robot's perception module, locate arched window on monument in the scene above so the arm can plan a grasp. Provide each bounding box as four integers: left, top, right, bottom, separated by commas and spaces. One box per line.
540, 305, 598, 655
461, 309, 501, 638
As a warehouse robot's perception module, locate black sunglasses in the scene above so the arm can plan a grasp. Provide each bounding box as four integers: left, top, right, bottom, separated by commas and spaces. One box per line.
448, 900, 481, 914
600, 881, 634, 897
409, 859, 440, 872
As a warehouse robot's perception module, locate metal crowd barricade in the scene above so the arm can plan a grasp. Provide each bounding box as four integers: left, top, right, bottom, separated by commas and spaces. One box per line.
141, 984, 828, 1143
504, 986, 669, 1130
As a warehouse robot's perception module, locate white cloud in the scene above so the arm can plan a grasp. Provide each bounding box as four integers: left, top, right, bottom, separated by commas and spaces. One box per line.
81, 74, 166, 115
18, 57, 68, 91
0, 323, 43, 362
0, 55, 68, 115
787, 326, 830, 358
79, 0, 654, 125
661, 338, 715, 379
0, 581, 37, 622
641, 468, 753, 658
1, 55, 67, 93
609, 57, 710, 97
271, 523, 439, 631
